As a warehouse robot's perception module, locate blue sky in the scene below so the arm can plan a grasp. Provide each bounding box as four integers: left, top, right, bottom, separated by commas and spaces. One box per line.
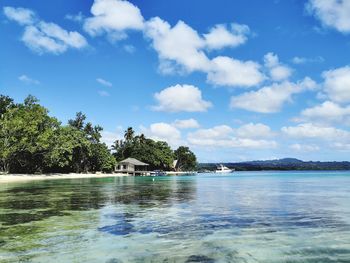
1, 0, 350, 162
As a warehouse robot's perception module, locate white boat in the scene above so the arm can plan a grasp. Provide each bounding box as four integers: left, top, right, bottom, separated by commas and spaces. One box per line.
215, 164, 234, 173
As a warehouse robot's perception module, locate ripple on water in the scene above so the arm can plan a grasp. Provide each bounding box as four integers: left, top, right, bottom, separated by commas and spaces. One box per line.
0, 173, 350, 262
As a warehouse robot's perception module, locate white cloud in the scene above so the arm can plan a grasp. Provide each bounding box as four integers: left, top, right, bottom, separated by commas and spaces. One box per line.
141, 122, 182, 147
204, 23, 250, 50
18, 74, 40, 85
84, 0, 144, 40
333, 142, 350, 151
289, 143, 320, 152
145, 17, 264, 87
292, 56, 324, 64
322, 66, 350, 103
307, 0, 350, 33
4, 6, 88, 55
152, 84, 212, 112
264, 52, 292, 81
96, 78, 112, 87
300, 101, 350, 124
98, 90, 110, 97
22, 23, 87, 55
187, 125, 277, 149
208, 56, 265, 87
282, 123, 350, 140
101, 128, 123, 147
65, 12, 84, 23
173, 119, 200, 129
3, 6, 36, 25
235, 123, 274, 139
145, 17, 211, 73
230, 78, 316, 113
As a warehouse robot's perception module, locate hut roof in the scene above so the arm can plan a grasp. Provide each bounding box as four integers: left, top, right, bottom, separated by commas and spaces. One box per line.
119, 158, 149, 166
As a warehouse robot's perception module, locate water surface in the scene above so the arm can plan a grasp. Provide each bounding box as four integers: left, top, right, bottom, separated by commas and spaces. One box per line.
0, 171, 350, 262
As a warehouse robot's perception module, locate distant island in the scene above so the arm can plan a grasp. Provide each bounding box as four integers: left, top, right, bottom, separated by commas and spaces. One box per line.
199, 158, 350, 171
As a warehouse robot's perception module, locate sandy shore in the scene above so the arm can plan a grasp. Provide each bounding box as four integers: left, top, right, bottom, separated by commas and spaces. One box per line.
0, 173, 128, 184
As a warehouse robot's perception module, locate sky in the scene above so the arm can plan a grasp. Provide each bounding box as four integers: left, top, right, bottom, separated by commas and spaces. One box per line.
1, 0, 350, 162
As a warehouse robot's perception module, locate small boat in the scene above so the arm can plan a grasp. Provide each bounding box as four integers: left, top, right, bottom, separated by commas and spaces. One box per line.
215, 164, 234, 173
150, 170, 167, 176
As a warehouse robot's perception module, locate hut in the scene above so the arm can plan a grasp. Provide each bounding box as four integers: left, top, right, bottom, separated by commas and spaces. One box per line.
116, 158, 149, 174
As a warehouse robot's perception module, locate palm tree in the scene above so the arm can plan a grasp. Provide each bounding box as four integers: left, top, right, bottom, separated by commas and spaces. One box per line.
124, 127, 134, 142
139, 133, 146, 144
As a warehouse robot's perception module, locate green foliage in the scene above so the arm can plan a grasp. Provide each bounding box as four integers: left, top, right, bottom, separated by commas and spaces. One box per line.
112, 128, 178, 171
0, 96, 59, 173
89, 143, 116, 172
174, 146, 197, 171
0, 95, 116, 174
0, 95, 14, 117
0, 95, 197, 174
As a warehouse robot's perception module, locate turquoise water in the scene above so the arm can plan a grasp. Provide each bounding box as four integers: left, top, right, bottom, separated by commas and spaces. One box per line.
0, 171, 350, 262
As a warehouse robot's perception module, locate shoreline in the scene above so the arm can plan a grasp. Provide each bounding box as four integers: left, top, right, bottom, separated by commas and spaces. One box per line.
0, 173, 128, 184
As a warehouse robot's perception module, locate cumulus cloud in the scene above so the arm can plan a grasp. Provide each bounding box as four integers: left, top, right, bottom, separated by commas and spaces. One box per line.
4, 6, 87, 54
96, 78, 112, 87
207, 56, 265, 87
18, 74, 40, 85
152, 84, 212, 112
322, 66, 350, 103
3, 6, 36, 25
306, 0, 350, 33
235, 123, 274, 139
230, 77, 316, 113
204, 23, 250, 50
145, 17, 264, 87
141, 122, 182, 147
101, 127, 123, 147
264, 52, 292, 81
187, 125, 277, 149
145, 17, 211, 73
84, 0, 144, 41
300, 101, 350, 125
173, 119, 200, 129
282, 123, 350, 140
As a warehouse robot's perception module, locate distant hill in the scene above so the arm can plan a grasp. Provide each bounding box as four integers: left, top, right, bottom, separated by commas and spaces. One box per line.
199, 158, 350, 171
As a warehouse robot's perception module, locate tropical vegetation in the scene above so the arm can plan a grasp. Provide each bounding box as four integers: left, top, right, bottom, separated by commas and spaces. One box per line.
112, 128, 197, 171
0, 95, 197, 174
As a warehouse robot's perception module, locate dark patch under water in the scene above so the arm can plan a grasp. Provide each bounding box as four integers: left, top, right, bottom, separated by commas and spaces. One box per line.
186, 255, 215, 263
98, 209, 349, 238
0, 177, 196, 226
0, 210, 71, 225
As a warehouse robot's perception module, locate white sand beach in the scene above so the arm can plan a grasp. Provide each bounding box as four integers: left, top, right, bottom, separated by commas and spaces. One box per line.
0, 173, 128, 184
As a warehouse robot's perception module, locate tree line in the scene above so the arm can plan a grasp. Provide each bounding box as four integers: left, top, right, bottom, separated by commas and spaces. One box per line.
0, 95, 197, 174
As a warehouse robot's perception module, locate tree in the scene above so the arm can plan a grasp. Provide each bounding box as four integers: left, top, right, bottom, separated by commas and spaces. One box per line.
113, 130, 176, 170
66, 112, 114, 173
0, 95, 14, 117
89, 143, 116, 172
174, 146, 197, 171
0, 95, 196, 174
124, 127, 134, 142
0, 95, 59, 173
44, 126, 91, 173
68, 112, 86, 130
0, 95, 116, 174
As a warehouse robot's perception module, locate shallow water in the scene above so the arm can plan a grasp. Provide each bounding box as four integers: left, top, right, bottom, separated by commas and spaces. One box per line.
0, 171, 350, 262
